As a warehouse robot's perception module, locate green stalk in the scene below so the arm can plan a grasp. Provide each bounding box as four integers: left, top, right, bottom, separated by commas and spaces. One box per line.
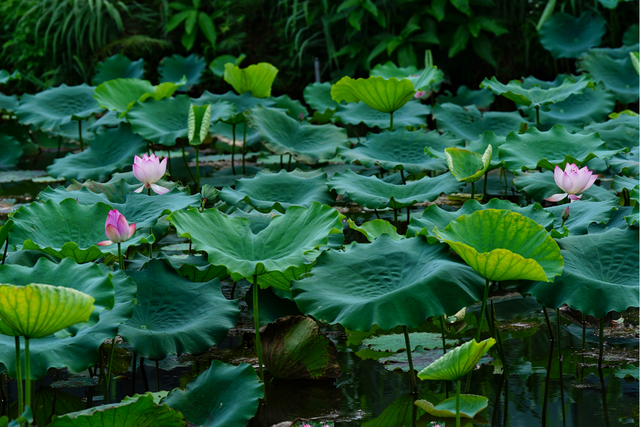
581, 314, 586, 380
24, 337, 30, 413
535, 106, 540, 126
403, 325, 417, 395
195, 145, 200, 193
78, 120, 84, 151
231, 124, 237, 175
167, 150, 171, 176
394, 209, 398, 228
14, 336, 23, 416
598, 318, 604, 369
117, 243, 124, 272
181, 143, 196, 186
456, 378, 461, 427
104, 338, 117, 404
156, 360, 160, 392
474, 278, 490, 343
242, 123, 247, 175
253, 276, 264, 386
439, 316, 449, 399
482, 171, 488, 203
400, 170, 406, 184
2, 235, 8, 265
471, 182, 475, 200
288, 154, 292, 171
543, 307, 555, 341
389, 111, 394, 130
149, 227, 153, 259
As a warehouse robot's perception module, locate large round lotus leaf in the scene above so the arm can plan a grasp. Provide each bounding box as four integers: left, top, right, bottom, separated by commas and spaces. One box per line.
547, 200, 620, 235
327, 169, 463, 209
40, 185, 201, 228
94, 78, 184, 117
623, 24, 639, 45
87, 110, 126, 133
370, 64, 444, 91
170, 202, 343, 283
0, 94, 18, 114
224, 62, 278, 98
15, 84, 103, 130
465, 132, 505, 169
193, 91, 274, 120
291, 235, 485, 331
260, 315, 340, 380
370, 61, 418, 78
10, 199, 152, 263
609, 145, 639, 176
92, 54, 145, 85
250, 105, 350, 164
128, 95, 196, 145
433, 210, 564, 282
518, 228, 638, 318
47, 123, 145, 180
209, 54, 246, 78
331, 76, 416, 113
480, 75, 595, 108
415, 395, 489, 419
417, 338, 495, 381
159, 54, 207, 91
513, 170, 617, 204
271, 94, 309, 119
584, 115, 639, 151
0, 134, 23, 170
499, 125, 617, 171
162, 360, 262, 427
209, 121, 261, 148
578, 46, 640, 104
339, 129, 464, 174
436, 86, 495, 109
49, 392, 185, 427
432, 104, 526, 141
539, 12, 606, 58
445, 146, 492, 183
218, 169, 333, 213
303, 82, 340, 114
119, 260, 239, 360
408, 199, 555, 239
333, 100, 430, 129
0, 258, 133, 379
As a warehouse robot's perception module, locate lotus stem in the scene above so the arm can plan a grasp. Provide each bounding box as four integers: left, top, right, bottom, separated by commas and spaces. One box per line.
14, 336, 23, 417
406, 206, 410, 224
475, 278, 491, 343
181, 143, 197, 186
581, 314, 586, 380
288, 154, 292, 171
167, 150, 171, 176
482, 171, 488, 203
56, 136, 62, 158
541, 340, 554, 425
402, 325, 417, 396
155, 360, 160, 392
195, 145, 200, 193
439, 316, 449, 398
253, 276, 265, 387
471, 182, 475, 200
24, 337, 30, 413
140, 357, 149, 391
117, 243, 124, 271
280, 155, 284, 170
400, 170, 406, 184
149, 227, 153, 260
231, 124, 237, 175
242, 124, 247, 175
389, 111, 394, 130
374, 209, 380, 219
598, 366, 611, 427
598, 318, 604, 369
456, 378, 461, 427
104, 337, 117, 404
77, 120, 84, 151
131, 353, 137, 394
542, 307, 555, 341
188, 240, 192, 256
2, 235, 8, 265
535, 106, 540, 126
393, 209, 398, 228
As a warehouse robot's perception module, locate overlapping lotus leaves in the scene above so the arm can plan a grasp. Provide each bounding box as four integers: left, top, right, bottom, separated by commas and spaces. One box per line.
193, 91, 273, 125
331, 75, 416, 113
609, 145, 639, 176
170, 202, 343, 286
339, 129, 464, 174
10, 199, 152, 263
539, 12, 606, 58
465, 132, 505, 169
119, 260, 239, 360
0, 408, 32, 427
361, 394, 426, 427
513, 170, 617, 204
40, 185, 201, 229
545, 199, 620, 234
161, 360, 262, 427
303, 82, 340, 114
408, 199, 555, 239
432, 104, 526, 141
480, 75, 595, 108
433, 210, 564, 282
370, 63, 444, 91
209, 54, 246, 78
159, 54, 206, 91
127, 95, 190, 145
327, 169, 463, 209
56, 118, 96, 142
348, 219, 404, 242
94, 78, 185, 116
218, 169, 333, 213
272, 94, 309, 119
0, 258, 133, 379
578, 45, 640, 104
224, 62, 278, 98
445, 145, 492, 183
518, 228, 639, 318
0, 134, 22, 170
415, 395, 489, 419
499, 125, 617, 171
436, 86, 495, 108
0, 94, 18, 114
15, 84, 103, 130
417, 338, 495, 380
250, 105, 350, 164
49, 392, 185, 427
291, 235, 485, 331
333, 100, 431, 129
0, 69, 20, 85
47, 124, 147, 181
92, 54, 145, 85
584, 114, 639, 151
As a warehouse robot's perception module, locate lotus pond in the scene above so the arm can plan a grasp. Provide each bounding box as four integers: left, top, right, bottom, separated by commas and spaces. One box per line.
0, 22, 639, 427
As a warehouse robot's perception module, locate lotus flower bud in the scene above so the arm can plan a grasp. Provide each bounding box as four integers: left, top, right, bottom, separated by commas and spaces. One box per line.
562, 206, 570, 222
97, 210, 136, 246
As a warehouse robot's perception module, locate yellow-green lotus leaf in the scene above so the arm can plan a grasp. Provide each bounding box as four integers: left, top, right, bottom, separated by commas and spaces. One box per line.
417, 338, 495, 381
415, 394, 489, 419
223, 63, 278, 98
433, 210, 564, 282
331, 76, 416, 113
445, 145, 492, 183
0, 284, 94, 338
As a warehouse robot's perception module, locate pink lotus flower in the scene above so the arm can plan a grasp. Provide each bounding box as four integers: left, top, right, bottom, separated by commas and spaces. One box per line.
545, 163, 597, 203
133, 154, 169, 194
97, 210, 136, 246
414, 90, 428, 99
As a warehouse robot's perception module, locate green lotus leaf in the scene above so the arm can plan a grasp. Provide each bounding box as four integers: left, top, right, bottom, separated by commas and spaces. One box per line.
291, 235, 485, 331
92, 54, 145, 85
170, 202, 343, 287
480, 75, 595, 108
223, 62, 278, 98
0, 70, 20, 85
87, 110, 126, 133
513, 170, 617, 204
0, 170, 47, 183
436, 86, 495, 109
161, 360, 262, 427
271, 94, 309, 119
218, 169, 333, 213
327, 170, 463, 209
209, 122, 261, 149
0, 408, 32, 427
333, 100, 431, 129
128, 95, 191, 146
10, 199, 152, 263
539, 12, 606, 58
193, 90, 273, 125
208, 53, 246, 78
608, 146, 639, 176
303, 82, 340, 114
49, 392, 185, 427
159, 54, 206, 91
94, 78, 184, 117
19, 388, 84, 426
0, 134, 23, 170
331, 75, 416, 113
250, 105, 350, 164
119, 260, 238, 360
612, 175, 639, 195
624, 24, 639, 45
370, 61, 418, 78
0, 260, 134, 378
445, 145, 492, 183
499, 125, 617, 171
371, 64, 444, 92
362, 332, 457, 353
348, 218, 404, 242
0, 94, 18, 114
47, 124, 146, 181
598, 0, 633, 8
55, 118, 96, 142
518, 228, 638, 318
260, 315, 340, 380
15, 84, 103, 130
339, 129, 464, 174
465, 132, 506, 170
408, 199, 555, 240
577, 46, 640, 104
546, 199, 620, 235
245, 284, 303, 326
432, 103, 527, 141
128, 253, 228, 283
417, 338, 495, 380
361, 394, 426, 427
415, 394, 488, 418
188, 104, 211, 145
433, 210, 564, 282
40, 184, 201, 229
